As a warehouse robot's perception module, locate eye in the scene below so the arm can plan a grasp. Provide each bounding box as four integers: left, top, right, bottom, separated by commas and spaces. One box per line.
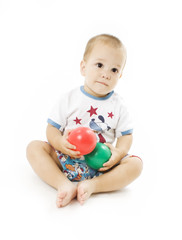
112, 68, 118, 73
96, 63, 103, 68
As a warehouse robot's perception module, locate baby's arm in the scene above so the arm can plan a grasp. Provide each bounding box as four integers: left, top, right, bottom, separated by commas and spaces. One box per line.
46, 124, 82, 158
99, 134, 133, 171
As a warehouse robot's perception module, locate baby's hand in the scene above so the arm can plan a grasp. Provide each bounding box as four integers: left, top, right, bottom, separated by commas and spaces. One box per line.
58, 129, 82, 158
98, 143, 122, 171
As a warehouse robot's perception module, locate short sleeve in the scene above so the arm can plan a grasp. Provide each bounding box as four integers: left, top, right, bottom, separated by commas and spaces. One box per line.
115, 98, 133, 138
47, 94, 67, 132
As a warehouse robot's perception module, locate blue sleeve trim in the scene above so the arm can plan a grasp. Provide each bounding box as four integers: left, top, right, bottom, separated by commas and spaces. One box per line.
121, 129, 133, 135
47, 118, 61, 129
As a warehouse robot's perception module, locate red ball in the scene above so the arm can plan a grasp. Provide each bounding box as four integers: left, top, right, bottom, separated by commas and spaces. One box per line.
68, 127, 97, 155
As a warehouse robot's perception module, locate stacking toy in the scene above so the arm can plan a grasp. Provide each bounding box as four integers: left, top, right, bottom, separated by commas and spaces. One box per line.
68, 127, 97, 155
84, 142, 111, 170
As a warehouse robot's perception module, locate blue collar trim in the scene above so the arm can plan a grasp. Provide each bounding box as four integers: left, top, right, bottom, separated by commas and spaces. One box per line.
80, 86, 114, 100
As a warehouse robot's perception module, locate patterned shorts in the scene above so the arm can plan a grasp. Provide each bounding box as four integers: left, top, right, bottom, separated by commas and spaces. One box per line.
56, 151, 102, 181
56, 149, 142, 182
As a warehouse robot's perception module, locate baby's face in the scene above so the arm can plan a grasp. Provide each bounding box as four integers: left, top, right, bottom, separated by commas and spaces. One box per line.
80, 42, 126, 97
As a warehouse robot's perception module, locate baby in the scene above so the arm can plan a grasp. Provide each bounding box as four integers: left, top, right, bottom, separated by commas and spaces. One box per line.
26, 34, 143, 207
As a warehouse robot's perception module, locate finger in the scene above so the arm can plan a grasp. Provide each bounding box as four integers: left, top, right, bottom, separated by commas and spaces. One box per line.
67, 143, 77, 150
102, 159, 114, 167
100, 163, 112, 169
104, 142, 114, 150
101, 160, 115, 170
65, 140, 77, 150
67, 153, 82, 159
67, 149, 82, 158
98, 166, 110, 171
102, 162, 111, 168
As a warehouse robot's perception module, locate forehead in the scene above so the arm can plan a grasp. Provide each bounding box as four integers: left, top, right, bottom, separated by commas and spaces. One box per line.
88, 42, 125, 65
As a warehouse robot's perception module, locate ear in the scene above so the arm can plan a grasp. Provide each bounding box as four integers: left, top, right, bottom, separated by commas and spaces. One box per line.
119, 73, 122, 79
80, 60, 86, 76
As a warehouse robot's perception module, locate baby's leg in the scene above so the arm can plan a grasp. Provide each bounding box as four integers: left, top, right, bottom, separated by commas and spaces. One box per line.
77, 156, 142, 204
26, 140, 77, 207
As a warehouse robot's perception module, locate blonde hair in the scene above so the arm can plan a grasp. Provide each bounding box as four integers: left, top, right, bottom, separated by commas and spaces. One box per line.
83, 34, 126, 61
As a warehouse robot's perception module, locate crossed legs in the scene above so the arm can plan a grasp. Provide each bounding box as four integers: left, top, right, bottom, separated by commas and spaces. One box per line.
26, 140, 143, 207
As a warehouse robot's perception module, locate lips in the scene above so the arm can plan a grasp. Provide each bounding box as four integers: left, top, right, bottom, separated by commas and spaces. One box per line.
96, 81, 108, 86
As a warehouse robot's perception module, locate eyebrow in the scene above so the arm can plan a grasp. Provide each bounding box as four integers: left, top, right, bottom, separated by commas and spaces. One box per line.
115, 64, 121, 68
95, 58, 105, 62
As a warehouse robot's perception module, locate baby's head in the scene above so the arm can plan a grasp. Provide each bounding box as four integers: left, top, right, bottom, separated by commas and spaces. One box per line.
80, 34, 127, 98
83, 34, 126, 65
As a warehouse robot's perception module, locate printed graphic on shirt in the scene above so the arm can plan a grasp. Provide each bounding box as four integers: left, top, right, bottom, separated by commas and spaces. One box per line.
72, 105, 113, 143
48, 86, 133, 143
73, 117, 82, 125
87, 106, 98, 117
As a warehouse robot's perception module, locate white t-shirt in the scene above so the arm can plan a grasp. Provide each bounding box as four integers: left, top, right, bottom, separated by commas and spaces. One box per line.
47, 86, 133, 144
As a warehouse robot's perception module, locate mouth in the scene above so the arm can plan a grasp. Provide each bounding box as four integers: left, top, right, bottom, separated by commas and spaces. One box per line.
96, 81, 108, 86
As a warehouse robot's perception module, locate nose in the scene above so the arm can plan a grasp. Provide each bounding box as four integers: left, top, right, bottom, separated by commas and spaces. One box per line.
101, 69, 111, 80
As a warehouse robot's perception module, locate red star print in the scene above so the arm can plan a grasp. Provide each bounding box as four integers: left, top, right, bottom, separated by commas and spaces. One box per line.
87, 106, 98, 117
73, 117, 82, 125
108, 112, 114, 118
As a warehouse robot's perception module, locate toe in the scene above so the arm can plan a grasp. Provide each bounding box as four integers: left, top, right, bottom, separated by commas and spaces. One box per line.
77, 185, 88, 205
56, 191, 67, 208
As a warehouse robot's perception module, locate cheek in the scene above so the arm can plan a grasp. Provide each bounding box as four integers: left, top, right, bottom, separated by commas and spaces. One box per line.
87, 69, 98, 79
111, 78, 119, 87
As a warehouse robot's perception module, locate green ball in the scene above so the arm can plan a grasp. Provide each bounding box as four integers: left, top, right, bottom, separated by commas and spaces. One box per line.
84, 142, 111, 170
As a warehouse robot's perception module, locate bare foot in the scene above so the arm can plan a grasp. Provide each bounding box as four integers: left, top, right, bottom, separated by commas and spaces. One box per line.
56, 183, 77, 208
77, 180, 95, 205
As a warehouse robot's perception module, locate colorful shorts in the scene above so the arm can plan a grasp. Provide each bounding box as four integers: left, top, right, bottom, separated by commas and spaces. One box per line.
56, 151, 102, 182
56, 149, 142, 182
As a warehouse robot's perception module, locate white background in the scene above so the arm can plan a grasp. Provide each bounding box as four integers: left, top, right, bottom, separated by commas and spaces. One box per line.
0, 0, 182, 239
